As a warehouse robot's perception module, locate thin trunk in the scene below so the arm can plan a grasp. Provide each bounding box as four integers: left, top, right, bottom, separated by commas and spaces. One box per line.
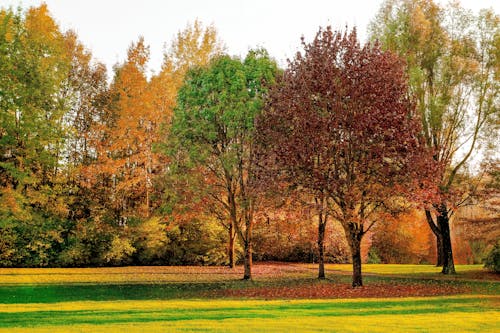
437, 203, 456, 274
243, 220, 252, 280
228, 223, 235, 268
317, 213, 326, 280
227, 188, 238, 269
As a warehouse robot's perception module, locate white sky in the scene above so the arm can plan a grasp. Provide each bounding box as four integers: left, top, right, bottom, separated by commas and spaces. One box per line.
1, 0, 499, 77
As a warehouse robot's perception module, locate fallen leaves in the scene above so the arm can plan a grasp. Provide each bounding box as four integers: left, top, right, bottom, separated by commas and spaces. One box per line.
208, 281, 471, 299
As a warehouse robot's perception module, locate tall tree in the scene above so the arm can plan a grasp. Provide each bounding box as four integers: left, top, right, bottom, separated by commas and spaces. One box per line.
153, 20, 227, 263
0, 5, 93, 266
258, 27, 429, 287
87, 37, 165, 223
172, 50, 278, 279
370, 0, 500, 274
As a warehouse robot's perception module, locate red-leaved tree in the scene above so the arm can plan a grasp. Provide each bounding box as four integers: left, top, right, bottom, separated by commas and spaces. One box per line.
257, 27, 435, 287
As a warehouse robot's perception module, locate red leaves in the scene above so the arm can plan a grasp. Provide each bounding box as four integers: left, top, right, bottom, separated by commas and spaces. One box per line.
210, 281, 469, 299
256, 26, 437, 286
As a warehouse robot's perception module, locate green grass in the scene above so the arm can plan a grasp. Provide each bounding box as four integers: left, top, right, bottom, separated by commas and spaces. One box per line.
0, 264, 498, 332
0, 296, 498, 332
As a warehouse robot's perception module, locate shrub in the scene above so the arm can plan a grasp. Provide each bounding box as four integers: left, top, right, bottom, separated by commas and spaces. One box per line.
367, 247, 382, 264
483, 242, 500, 273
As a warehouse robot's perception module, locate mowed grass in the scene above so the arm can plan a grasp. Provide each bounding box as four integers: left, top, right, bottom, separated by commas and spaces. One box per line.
0, 296, 498, 332
0, 264, 498, 332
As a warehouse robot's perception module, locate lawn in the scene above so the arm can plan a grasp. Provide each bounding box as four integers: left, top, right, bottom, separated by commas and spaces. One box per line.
0, 263, 498, 332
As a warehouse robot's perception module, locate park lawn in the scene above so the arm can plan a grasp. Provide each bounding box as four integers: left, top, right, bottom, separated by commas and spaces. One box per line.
0, 264, 491, 285
320, 263, 482, 274
0, 296, 498, 332
0, 264, 498, 332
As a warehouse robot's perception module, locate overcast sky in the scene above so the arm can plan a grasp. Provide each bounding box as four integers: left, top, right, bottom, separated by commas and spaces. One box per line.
2, 0, 499, 76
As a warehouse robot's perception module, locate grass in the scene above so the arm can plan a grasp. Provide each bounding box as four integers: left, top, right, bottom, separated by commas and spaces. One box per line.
0, 264, 498, 332
0, 296, 498, 332
319, 263, 482, 275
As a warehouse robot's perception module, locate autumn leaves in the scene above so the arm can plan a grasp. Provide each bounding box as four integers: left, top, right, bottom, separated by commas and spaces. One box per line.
0, 1, 498, 289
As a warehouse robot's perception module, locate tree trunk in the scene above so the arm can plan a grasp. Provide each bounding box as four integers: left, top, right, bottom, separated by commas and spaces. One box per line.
436, 233, 444, 267
425, 209, 444, 267
228, 224, 235, 268
243, 240, 252, 280
437, 203, 456, 274
243, 218, 253, 280
348, 227, 363, 288
317, 213, 326, 279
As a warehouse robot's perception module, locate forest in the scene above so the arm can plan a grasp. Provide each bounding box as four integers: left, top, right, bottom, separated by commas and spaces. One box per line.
0, 0, 499, 288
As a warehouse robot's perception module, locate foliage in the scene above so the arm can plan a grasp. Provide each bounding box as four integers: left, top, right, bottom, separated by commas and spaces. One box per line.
483, 242, 500, 273
172, 50, 278, 277
370, 0, 500, 274
258, 26, 431, 286
370, 210, 434, 264
367, 247, 382, 264
0, 2, 497, 272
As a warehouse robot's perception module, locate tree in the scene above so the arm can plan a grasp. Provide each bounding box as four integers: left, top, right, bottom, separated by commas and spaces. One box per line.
0, 5, 75, 266
154, 20, 227, 264
85, 37, 165, 224
258, 27, 428, 287
370, 0, 500, 274
172, 50, 278, 279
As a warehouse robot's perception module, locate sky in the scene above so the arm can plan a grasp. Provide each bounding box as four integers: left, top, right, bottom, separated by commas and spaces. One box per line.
1, 0, 499, 77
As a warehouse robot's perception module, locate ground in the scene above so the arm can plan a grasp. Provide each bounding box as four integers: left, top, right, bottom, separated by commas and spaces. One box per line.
0, 263, 498, 332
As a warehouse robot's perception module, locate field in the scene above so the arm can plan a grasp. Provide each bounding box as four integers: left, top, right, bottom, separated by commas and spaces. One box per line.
0, 263, 498, 332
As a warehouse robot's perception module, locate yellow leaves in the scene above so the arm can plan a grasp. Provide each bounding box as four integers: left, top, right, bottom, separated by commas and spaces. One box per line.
136, 217, 170, 254
411, 4, 431, 44
0, 10, 15, 43
25, 4, 68, 61
0, 187, 30, 221
25, 4, 59, 41
102, 236, 136, 263
163, 19, 225, 87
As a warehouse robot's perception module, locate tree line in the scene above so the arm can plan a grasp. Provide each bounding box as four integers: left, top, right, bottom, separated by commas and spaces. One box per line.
0, 1, 498, 287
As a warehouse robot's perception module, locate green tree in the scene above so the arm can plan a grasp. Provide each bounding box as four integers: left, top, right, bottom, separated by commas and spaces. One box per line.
0, 5, 74, 266
370, 0, 499, 274
171, 50, 278, 279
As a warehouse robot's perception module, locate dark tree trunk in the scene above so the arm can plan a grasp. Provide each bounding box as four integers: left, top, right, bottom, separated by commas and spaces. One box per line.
436, 233, 444, 267
243, 218, 253, 280
228, 224, 235, 268
243, 240, 252, 280
317, 213, 326, 280
437, 203, 456, 274
348, 226, 363, 288
425, 209, 444, 267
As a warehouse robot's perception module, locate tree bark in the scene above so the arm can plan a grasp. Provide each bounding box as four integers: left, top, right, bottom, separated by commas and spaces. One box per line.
228, 223, 235, 268
317, 212, 326, 280
425, 209, 444, 267
347, 225, 363, 287
436, 233, 444, 267
243, 216, 253, 280
437, 203, 456, 274
243, 240, 252, 280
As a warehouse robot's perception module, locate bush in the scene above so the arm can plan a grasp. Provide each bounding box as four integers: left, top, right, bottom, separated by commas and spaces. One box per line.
483, 242, 500, 273
367, 247, 382, 264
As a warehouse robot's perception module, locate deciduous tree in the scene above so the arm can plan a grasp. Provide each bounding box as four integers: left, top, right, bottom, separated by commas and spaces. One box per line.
172, 50, 278, 279
258, 27, 429, 287
370, 0, 500, 274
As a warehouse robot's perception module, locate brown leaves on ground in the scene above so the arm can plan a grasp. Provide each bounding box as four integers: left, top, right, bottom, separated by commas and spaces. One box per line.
208, 281, 470, 299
